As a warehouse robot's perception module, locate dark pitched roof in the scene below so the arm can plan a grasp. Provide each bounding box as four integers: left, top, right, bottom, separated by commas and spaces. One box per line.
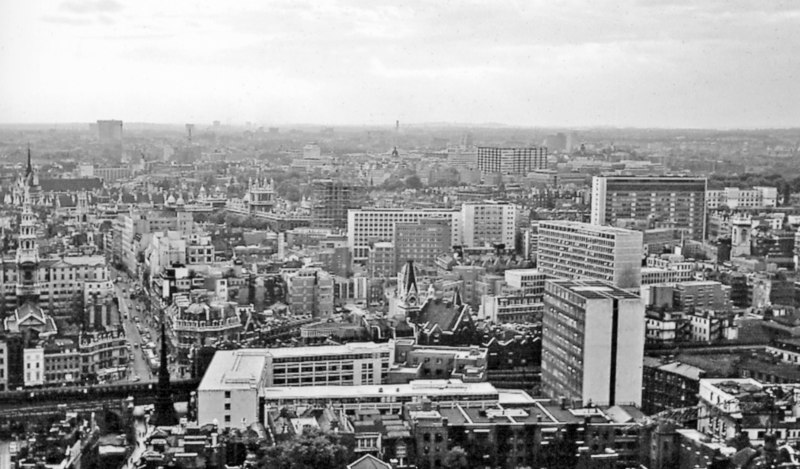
417, 298, 470, 334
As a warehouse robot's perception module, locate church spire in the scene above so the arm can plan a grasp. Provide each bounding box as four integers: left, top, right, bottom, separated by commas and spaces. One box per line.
26, 144, 32, 178
152, 318, 177, 426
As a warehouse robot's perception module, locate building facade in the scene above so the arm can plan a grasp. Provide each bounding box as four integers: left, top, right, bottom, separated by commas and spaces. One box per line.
285, 268, 334, 318
541, 279, 644, 407
590, 176, 707, 241
537, 221, 643, 289
476, 147, 548, 175
393, 218, 452, 273
460, 203, 517, 249
348, 209, 462, 262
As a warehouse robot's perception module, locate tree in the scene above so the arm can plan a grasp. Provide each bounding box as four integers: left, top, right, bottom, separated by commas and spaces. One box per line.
405, 175, 423, 189
258, 428, 353, 469
443, 446, 468, 469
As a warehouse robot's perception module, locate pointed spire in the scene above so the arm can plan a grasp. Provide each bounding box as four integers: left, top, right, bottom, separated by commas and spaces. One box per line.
453, 287, 463, 307
403, 260, 418, 296
26, 144, 32, 177
153, 317, 177, 426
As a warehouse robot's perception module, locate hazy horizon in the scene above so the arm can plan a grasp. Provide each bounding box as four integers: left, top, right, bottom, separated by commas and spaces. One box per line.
2, 1, 799, 129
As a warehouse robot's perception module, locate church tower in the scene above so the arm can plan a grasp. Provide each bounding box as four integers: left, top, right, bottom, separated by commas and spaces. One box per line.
152, 319, 178, 426
16, 159, 41, 306
395, 260, 421, 321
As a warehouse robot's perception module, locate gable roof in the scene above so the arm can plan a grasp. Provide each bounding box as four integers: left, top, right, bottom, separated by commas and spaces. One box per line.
347, 454, 392, 469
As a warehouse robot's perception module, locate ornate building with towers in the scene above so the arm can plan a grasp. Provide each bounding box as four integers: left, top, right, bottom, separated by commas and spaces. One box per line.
0, 148, 126, 389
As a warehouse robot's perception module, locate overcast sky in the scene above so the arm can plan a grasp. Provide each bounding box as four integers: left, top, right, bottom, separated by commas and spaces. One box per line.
1, 0, 798, 128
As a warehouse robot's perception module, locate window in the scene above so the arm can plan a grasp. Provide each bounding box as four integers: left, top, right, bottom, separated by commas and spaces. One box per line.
224, 391, 231, 399
224, 403, 231, 410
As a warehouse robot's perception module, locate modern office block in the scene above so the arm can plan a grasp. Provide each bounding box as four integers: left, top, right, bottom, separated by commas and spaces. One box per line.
591, 176, 707, 241
537, 221, 643, 289
348, 209, 462, 261
461, 202, 517, 249
394, 218, 452, 272
541, 279, 644, 407
477, 147, 547, 175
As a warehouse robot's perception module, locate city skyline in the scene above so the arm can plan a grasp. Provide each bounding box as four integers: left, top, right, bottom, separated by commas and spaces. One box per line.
2, 0, 799, 128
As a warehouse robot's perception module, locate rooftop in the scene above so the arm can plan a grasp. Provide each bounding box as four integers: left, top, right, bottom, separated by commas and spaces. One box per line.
198, 350, 268, 391
548, 279, 641, 300
539, 219, 642, 236
261, 380, 498, 401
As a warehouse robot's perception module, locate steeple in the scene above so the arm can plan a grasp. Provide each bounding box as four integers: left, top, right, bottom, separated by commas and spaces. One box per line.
401, 260, 418, 297
152, 318, 177, 426
453, 287, 463, 307
25, 144, 32, 179
16, 181, 41, 305
395, 260, 421, 320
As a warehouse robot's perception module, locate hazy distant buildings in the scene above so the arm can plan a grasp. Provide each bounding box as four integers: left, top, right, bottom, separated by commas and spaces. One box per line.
477, 147, 547, 175
97, 120, 123, 143
447, 147, 478, 170
537, 221, 643, 289
541, 279, 644, 407
591, 176, 707, 241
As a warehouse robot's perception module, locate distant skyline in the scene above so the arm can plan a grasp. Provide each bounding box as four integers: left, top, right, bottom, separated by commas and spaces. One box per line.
1, 0, 799, 129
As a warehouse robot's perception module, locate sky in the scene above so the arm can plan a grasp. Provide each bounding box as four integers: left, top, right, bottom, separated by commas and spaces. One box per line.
1, 0, 799, 128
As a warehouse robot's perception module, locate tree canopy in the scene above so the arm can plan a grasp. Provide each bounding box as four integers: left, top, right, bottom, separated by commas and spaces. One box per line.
258, 428, 353, 469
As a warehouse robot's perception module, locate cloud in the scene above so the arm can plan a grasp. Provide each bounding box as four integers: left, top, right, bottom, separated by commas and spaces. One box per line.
4, 0, 800, 126
59, 0, 123, 14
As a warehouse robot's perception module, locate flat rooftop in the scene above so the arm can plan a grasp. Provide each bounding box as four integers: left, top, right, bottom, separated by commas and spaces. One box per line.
539, 220, 642, 236
547, 279, 641, 300
261, 380, 498, 401
267, 342, 389, 358
199, 342, 391, 390
198, 349, 268, 391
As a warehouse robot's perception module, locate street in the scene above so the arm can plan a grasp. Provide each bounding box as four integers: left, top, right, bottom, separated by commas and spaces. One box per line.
116, 279, 154, 383
112, 267, 185, 383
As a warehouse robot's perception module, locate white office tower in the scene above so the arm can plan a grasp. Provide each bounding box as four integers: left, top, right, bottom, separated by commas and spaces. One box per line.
541, 279, 644, 407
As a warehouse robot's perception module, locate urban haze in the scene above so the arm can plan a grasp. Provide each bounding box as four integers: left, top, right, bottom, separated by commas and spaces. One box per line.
0, 2, 799, 469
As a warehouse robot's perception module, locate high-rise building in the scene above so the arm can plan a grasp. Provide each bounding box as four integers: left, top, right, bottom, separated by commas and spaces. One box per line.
591, 176, 707, 241
477, 147, 547, 175
541, 279, 644, 407
394, 218, 452, 272
461, 202, 517, 249
537, 221, 643, 289
348, 208, 462, 261
310, 179, 362, 231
